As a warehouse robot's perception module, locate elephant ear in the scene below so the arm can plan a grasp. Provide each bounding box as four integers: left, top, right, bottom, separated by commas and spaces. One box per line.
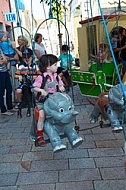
44, 101, 52, 118
108, 84, 124, 106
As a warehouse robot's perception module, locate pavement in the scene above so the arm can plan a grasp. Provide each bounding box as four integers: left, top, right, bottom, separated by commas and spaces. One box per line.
0, 85, 126, 190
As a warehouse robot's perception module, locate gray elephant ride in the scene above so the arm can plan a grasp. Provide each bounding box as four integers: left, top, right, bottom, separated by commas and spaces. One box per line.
89, 83, 126, 133
29, 91, 83, 153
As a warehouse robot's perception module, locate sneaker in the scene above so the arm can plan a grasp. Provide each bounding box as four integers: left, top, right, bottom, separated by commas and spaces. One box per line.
1, 111, 14, 116
112, 126, 123, 133
72, 137, 83, 147
53, 144, 66, 153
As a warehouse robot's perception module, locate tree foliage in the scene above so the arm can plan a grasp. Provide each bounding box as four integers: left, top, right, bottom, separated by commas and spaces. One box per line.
40, 0, 66, 20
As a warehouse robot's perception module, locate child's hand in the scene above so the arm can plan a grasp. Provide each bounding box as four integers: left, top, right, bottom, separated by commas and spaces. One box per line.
40, 89, 48, 97
18, 75, 22, 82
62, 69, 67, 73
59, 86, 65, 92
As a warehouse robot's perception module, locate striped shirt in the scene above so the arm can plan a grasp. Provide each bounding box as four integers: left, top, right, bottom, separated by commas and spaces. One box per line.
0, 49, 7, 72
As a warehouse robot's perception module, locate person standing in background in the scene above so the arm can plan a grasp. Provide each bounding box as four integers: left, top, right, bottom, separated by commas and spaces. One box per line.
0, 31, 19, 95
57, 45, 74, 91
34, 33, 46, 65
0, 31, 19, 68
0, 49, 14, 115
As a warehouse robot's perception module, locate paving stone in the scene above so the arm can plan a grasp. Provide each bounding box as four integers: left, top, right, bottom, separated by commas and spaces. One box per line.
85, 133, 116, 141
78, 122, 98, 131
0, 187, 17, 190
0, 162, 30, 174
0, 173, 18, 186
0, 133, 12, 140
11, 132, 28, 139
9, 145, 32, 154
92, 126, 112, 134
0, 146, 10, 154
1, 122, 21, 128
22, 151, 53, 161
69, 158, 95, 169
114, 132, 125, 140
59, 168, 101, 182
0, 116, 10, 124
54, 149, 88, 159
0, 153, 23, 163
94, 180, 126, 190
16, 171, 58, 185
100, 167, 126, 180
79, 128, 92, 135
31, 143, 53, 152
56, 181, 94, 190
88, 147, 124, 157
96, 139, 124, 148
95, 156, 125, 167
18, 184, 55, 190
0, 127, 25, 133
30, 159, 68, 171
0, 138, 27, 146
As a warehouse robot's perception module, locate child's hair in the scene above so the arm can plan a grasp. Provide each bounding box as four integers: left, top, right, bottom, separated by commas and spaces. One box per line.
39, 54, 58, 73
62, 45, 69, 52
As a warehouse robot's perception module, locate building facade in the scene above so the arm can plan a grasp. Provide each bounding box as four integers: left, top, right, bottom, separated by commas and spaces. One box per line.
69, 0, 126, 61
0, 0, 12, 32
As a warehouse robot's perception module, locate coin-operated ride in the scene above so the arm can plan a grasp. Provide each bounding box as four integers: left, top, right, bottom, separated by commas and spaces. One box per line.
33, 92, 83, 153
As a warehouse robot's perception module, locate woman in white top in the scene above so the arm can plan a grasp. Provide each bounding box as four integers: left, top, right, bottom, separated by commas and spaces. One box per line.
34, 33, 46, 64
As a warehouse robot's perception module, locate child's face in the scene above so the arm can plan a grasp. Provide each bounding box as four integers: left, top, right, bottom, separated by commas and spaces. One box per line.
48, 62, 58, 73
1, 34, 8, 41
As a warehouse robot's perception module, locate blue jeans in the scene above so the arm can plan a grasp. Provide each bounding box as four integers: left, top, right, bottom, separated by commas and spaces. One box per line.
0, 71, 13, 113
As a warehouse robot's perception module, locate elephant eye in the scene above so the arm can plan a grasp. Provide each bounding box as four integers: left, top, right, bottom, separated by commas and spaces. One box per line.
59, 108, 64, 112
68, 106, 72, 111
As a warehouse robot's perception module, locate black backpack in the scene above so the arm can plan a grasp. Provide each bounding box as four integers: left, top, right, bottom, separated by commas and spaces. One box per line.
36, 74, 59, 103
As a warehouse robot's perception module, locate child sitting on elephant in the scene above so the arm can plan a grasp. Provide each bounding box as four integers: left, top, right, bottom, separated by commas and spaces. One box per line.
33, 54, 65, 147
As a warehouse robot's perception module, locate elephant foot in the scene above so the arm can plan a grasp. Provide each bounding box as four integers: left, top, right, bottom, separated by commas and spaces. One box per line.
72, 137, 83, 148
89, 117, 97, 124
112, 126, 123, 133
53, 144, 66, 153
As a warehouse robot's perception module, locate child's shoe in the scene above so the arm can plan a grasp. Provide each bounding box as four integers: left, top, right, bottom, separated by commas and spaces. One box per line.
36, 130, 46, 147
